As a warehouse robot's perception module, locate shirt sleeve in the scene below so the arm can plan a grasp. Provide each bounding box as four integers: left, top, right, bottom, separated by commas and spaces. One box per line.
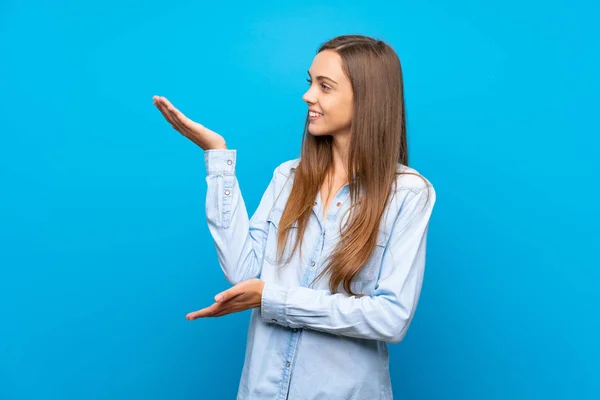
204, 149, 279, 285
260, 185, 436, 344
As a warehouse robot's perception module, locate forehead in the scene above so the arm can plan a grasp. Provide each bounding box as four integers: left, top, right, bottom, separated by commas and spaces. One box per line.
308, 50, 346, 81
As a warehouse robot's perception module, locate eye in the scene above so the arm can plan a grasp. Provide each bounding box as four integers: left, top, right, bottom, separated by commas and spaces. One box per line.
306, 78, 331, 92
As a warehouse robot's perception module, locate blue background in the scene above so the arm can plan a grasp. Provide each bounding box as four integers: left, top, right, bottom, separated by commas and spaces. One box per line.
1, 0, 598, 399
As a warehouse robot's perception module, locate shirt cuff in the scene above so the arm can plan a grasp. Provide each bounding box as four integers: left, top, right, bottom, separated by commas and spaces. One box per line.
261, 281, 290, 327
204, 149, 236, 175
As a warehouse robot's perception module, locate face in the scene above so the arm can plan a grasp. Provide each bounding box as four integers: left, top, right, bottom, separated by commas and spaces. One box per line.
302, 50, 354, 137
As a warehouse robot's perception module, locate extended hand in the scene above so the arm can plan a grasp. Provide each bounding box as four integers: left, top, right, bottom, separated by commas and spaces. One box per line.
152, 95, 227, 151
186, 278, 266, 320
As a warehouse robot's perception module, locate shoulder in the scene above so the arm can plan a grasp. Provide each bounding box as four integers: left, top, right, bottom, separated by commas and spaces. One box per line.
264, 158, 301, 210
394, 163, 434, 194
274, 158, 301, 178
386, 163, 436, 219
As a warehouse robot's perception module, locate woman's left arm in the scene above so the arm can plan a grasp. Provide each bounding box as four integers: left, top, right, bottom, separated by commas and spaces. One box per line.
260, 185, 436, 344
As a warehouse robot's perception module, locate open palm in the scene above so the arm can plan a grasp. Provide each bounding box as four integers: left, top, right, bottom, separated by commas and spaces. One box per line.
152, 95, 227, 151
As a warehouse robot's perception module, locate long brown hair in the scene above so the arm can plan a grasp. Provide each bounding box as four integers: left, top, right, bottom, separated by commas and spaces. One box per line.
274, 34, 422, 296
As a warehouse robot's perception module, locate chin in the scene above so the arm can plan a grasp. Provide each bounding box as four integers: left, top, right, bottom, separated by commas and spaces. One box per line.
307, 126, 332, 137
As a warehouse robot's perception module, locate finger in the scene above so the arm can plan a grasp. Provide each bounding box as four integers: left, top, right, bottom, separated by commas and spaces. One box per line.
158, 97, 190, 135
159, 97, 195, 129
213, 307, 235, 317
161, 96, 177, 111
155, 98, 205, 148
162, 99, 196, 132
156, 101, 188, 134
154, 99, 176, 125
167, 104, 194, 127
167, 107, 190, 135
186, 303, 223, 320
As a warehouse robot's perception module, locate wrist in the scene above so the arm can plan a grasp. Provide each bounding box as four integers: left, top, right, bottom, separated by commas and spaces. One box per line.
212, 138, 227, 150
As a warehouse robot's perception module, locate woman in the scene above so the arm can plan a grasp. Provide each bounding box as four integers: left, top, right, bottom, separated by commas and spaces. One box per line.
153, 34, 436, 400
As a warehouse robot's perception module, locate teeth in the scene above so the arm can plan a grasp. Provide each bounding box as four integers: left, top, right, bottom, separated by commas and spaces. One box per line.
309, 111, 322, 117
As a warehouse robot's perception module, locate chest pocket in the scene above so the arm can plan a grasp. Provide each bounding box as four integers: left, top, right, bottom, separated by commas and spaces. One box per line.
264, 207, 299, 266
356, 229, 389, 282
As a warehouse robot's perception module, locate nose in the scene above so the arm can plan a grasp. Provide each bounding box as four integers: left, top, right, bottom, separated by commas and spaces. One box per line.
302, 86, 316, 105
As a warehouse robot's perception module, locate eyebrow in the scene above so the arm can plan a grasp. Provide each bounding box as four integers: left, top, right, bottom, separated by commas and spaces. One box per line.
307, 70, 338, 85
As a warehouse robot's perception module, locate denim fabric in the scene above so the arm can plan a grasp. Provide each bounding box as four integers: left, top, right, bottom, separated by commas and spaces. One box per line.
204, 149, 436, 400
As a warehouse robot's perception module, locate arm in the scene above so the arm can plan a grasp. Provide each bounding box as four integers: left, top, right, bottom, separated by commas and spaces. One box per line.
151, 96, 278, 285
260, 186, 436, 344
204, 149, 279, 285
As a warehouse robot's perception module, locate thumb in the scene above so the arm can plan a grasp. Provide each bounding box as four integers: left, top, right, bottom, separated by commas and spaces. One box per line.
215, 285, 246, 303
215, 289, 233, 303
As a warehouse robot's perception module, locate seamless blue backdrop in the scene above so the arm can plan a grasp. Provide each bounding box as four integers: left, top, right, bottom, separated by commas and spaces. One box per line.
1, 0, 598, 399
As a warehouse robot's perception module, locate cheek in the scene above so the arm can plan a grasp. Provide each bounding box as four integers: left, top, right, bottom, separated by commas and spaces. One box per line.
330, 97, 352, 117
342, 99, 354, 121
321, 100, 340, 120
328, 103, 352, 126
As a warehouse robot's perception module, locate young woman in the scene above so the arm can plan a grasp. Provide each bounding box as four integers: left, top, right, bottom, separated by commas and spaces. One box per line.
153, 34, 436, 400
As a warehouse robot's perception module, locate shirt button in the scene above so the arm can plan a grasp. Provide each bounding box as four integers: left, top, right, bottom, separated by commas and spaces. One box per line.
286, 362, 291, 367
227, 159, 233, 165
336, 202, 341, 207
271, 319, 277, 323
292, 328, 298, 332
224, 190, 230, 196
310, 261, 315, 267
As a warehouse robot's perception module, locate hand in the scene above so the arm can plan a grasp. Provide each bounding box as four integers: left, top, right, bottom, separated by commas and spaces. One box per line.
152, 95, 227, 151
186, 278, 266, 320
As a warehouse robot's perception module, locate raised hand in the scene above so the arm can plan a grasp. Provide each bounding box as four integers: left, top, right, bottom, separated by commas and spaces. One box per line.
152, 95, 227, 151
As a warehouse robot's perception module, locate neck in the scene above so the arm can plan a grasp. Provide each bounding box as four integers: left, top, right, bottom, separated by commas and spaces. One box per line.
329, 134, 350, 182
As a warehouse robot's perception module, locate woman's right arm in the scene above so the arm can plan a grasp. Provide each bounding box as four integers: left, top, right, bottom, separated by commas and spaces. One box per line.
204, 149, 281, 284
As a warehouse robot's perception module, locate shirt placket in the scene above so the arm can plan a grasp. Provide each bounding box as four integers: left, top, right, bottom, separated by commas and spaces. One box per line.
278, 186, 351, 399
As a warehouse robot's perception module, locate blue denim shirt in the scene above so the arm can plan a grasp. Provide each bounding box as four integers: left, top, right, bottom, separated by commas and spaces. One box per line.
204, 149, 436, 400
